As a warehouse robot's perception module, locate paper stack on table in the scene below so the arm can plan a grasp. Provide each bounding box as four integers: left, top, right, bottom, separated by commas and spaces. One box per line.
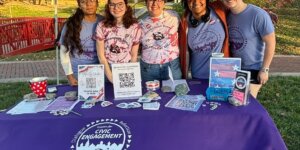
143, 102, 160, 110
165, 95, 205, 112
44, 96, 79, 111
7, 99, 52, 115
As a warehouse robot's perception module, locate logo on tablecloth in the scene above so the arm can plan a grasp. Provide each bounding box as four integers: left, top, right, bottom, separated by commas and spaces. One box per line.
70, 119, 132, 150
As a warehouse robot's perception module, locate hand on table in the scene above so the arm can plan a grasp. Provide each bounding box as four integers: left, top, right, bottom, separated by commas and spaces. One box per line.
67, 74, 78, 86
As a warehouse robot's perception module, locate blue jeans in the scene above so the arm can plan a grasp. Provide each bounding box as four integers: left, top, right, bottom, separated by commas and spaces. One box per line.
140, 58, 182, 81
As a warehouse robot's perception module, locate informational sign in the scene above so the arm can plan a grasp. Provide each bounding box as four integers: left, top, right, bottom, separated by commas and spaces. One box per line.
111, 62, 142, 100
209, 58, 241, 88
232, 70, 251, 105
165, 95, 205, 112
78, 65, 105, 102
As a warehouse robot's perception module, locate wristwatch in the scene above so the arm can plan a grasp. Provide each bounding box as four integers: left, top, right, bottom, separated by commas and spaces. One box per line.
260, 67, 270, 73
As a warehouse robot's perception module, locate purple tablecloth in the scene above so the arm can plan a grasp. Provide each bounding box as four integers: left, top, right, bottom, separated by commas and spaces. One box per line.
0, 80, 287, 150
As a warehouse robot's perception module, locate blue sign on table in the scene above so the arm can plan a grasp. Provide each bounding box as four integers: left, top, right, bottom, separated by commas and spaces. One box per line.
209, 58, 241, 88
206, 87, 232, 101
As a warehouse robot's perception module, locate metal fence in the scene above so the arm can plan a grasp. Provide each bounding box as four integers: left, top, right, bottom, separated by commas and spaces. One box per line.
0, 17, 66, 56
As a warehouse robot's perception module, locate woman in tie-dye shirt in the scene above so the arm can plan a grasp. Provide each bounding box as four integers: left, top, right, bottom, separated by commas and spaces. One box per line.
95, 0, 141, 83
139, 0, 182, 81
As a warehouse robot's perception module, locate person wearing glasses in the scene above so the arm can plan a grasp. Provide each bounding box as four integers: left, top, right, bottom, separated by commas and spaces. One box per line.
179, 0, 230, 79
222, 0, 276, 98
59, 0, 103, 86
139, 0, 182, 81
95, 0, 141, 83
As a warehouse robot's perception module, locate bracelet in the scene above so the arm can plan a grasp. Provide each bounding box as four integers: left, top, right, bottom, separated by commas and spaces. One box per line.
260, 68, 270, 73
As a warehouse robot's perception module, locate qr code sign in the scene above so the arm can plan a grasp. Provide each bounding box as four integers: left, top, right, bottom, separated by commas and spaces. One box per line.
119, 73, 135, 88
86, 78, 96, 88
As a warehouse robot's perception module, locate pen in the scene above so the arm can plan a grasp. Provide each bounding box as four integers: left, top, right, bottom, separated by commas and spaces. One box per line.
25, 97, 47, 102
0, 109, 7, 112
70, 110, 82, 116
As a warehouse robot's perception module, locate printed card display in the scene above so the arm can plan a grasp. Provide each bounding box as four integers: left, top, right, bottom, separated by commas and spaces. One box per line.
165, 95, 205, 112
44, 96, 79, 111
78, 65, 105, 102
232, 70, 251, 105
209, 58, 241, 88
112, 62, 142, 100
7, 99, 52, 115
143, 102, 160, 110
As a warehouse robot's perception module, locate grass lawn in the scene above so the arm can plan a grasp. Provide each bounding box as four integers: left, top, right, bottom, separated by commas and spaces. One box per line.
0, 80, 68, 111
0, 76, 299, 149
0, 1, 106, 18
0, 48, 57, 61
273, 8, 300, 55
0, 1, 299, 149
257, 76, 300, 150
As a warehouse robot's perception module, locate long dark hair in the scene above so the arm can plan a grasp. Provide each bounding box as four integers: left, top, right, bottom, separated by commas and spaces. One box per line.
103, 0, 137, 29
63, 7, 84, 55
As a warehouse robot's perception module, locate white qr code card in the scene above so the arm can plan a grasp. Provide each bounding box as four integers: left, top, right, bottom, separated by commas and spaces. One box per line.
111, 62, 142, 100
78, 65, 105, 102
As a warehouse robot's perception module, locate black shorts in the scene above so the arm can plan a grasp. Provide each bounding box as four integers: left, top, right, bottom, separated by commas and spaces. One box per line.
245, 70, 261, 84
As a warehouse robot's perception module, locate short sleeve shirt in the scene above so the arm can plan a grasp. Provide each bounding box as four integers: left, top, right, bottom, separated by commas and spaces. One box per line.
227, 4, 274, 70
188, 8, 225, 79
59, 15, 103, 76
139, 10, 180, 64
95, 22, 141, 64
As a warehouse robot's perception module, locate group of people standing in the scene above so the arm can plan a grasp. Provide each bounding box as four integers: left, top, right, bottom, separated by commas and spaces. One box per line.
58, 0, 275, 98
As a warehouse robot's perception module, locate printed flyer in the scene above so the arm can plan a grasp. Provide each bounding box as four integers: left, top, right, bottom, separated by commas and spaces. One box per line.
209, 58, 241, 88
111, 62, 142, 100
78, 65, 105, 102
232, 70, 251, 105
165, 95, 205, 112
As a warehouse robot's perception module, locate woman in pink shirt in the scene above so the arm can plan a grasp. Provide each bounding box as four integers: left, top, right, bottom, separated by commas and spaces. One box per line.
95, 0, 141, 83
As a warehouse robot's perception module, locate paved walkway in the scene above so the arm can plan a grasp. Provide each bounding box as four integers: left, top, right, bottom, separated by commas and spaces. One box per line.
0, 55, 299, 83
0, 60, 66, 83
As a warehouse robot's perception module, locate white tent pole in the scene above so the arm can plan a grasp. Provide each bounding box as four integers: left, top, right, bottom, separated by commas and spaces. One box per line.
9, 2, 12, 18
54, 0, 59, 85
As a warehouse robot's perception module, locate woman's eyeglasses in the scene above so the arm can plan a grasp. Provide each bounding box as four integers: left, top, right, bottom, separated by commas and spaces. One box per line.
148, 0, 164, 3
79, 0, 97, 5
108, 2, 125, 9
